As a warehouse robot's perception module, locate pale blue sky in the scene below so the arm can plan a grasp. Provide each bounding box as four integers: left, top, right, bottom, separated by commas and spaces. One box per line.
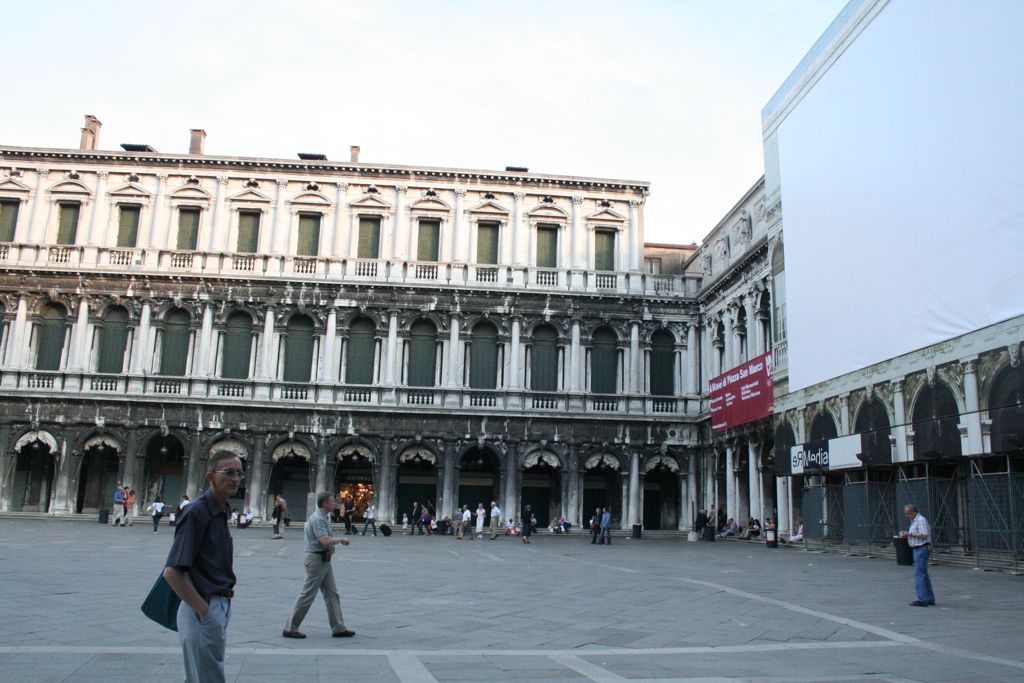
4, 0, 846, 244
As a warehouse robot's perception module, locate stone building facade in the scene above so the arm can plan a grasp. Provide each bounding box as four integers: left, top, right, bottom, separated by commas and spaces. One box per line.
0, 122, 709, 529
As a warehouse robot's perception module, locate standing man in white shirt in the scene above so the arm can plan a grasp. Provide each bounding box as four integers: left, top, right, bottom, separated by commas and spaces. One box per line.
361, 503, 377, 536
900, 504, 936, 606
489, 501, 502, 540
457, 505, 471, 540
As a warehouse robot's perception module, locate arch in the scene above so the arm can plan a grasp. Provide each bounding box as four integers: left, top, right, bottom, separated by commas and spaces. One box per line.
396, 441, 439, 525
221, 311, 253, 380
469, 321, 498, 390
48, 179, 93, 197
642, 454, 680, 474
74, 440, 120, 514
141, 432, 187, 508
336, 442, 377, 464
346, 316, 377, 385
159, 308, 191, 377
911, 381, 962, 458
288, 190, 331, 206
283, 314, 315, 382
35, 303, 67, 371
11, 430, 58, 512
650, 329, 675, 397
530, 324, 558, 391
96, 306, 130, 374
989, 364, 1024, 452
854, 396, 892, 465
169, 184, 212, 200
590, 326, 618, 394
82, 434, 123, 453
521, 450, 562, 470
15, 429, 59, 453
584, 452, 621, 470
209, 437, 249, 459
809, 410, 838, 441
398, 443, 439, 465
527, 203, 569, 219
774, 419, 797, 462
271, 441, 312, 462
407, 319, 438, 387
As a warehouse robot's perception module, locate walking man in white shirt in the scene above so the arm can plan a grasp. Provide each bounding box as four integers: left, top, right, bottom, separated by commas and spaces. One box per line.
361, 503, 377, 536
457, 505, 471, 539
900, 504, 936, 606
489, 501, 502, 540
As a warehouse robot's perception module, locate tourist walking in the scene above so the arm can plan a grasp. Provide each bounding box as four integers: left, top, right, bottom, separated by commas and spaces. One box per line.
272, 495, 289, 539
343, 496, 355, 534
598, 507, 612, 545
125, 489, 137, 526
111, 486, 126, 527
147, 496, 166, 532
163, 453, 242, 683
590, 507, 602, 544
282, 492, 355, 639
901, 504, 936, 606
522, 504, 533, 544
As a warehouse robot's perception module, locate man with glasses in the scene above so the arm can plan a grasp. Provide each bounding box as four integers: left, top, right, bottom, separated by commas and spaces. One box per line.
163, 453, 243, 683
282, 492, 356, 639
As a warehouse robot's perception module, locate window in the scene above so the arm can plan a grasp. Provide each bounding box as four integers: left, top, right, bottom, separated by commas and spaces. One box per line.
57, 203, 80, 245
297, 214, 321, 257
160, 310, 191, 376
476, 222, 499, 264
590, 327, 617, 394
116, 205, 140, 248
283, 315, 314, 382
96, 307, 130, 374
357, 217, 381, 258
236, 211, 260, 253
177, 208, 200, 251
650, 331, 674, 396
644, 257, 662, 274
536, 225, 558, 268
469, 322, 498, 389
0, 199, 19, 242
530, 325, 558, 391
595, 230, 615, 271
36, 304, 67, 371
417, 220, 440, 262
221, 312, 253, 379
346, 317, 375, 384
408, 320, 437, 387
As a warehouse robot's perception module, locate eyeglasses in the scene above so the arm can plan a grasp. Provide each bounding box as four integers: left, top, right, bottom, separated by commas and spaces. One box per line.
213, 469, 245, 479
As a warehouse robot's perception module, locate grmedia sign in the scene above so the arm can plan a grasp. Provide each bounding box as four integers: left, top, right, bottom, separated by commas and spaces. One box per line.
709, 352, 774, 432
777, 434, 869, 475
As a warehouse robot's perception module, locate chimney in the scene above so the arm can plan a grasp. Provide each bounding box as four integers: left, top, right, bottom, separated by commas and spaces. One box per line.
80, 114, 102, 150
350, 145, 360, 163
189, 129, 207, 155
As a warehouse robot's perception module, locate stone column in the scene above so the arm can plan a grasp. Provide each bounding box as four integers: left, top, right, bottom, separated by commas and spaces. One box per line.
208, 176, 228, 252
319, 307, 337, 384
748, 441, 762, 521
129, 301, 152, 374
330, 183, 348, 258
628, 451, 640, 526
892, 380, 908, 462
246, 438, 265, 517
197, 304, 214, 377
838, 397, 850, 435
259, 305, 276, 379
619, 470, 630, 530
84, 170, 108, 246
442, 439, 457, 520
570, 196, 584, 270
384, 310, 399, 388
67, 296, 90, 372
687, 452, 697, 529
269, 179, 287, 255
142, 174, 167, 250
567, 445, 580, 526
744, 295, 757, 362
569, 319, 581, 392
511, 192, 525, 267
508, 317, 521, 390
627, 199, 641, 282
678, 472, 688, 530
24, 169, 49, 244
776, 476, 790, 536
724, 444, 735, 520
380, 440, 396, 524
185, 432, 202, 498
0, 423, 13, 511
962, 359, 983, 455
4, 297, 28, 370
503, 443, 517, 521
629, 322, 641, 395
446, 314, 461, 387
314, 438, 328, 493
452, 189, 466, 263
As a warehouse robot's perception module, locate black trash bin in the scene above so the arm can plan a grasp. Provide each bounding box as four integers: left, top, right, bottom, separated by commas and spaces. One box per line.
703, 524, 716, 541
894, 536, 913, 565
98, 508, 110, 525
765, 528, 778, 548
632, 524, 642, 539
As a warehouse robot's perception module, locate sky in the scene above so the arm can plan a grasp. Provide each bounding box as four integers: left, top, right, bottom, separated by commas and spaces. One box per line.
4, 0, 846, 245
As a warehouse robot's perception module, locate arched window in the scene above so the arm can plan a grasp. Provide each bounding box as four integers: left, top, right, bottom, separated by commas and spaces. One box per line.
989, 365, 1024, 453
346, 317, 376, 385
283, 315, 315, 382
591, 327, 618, 394
912, 382, 961, 458
809, 411, 838, 441
650, 330, 674, 396
221, 312, 253, 379
408, 320, 438, 387
530, 325, 558, 391
96, 307, 129, 374
470, 322, 498, 389
854, 398, 891, 464
36, 304, 67, 371
735, 306, 748, 362
160, 310, 191, 376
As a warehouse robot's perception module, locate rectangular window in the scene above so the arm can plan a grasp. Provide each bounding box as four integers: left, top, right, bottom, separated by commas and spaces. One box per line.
357, 217, 381, 258
476, 222, 499, 264
417, 220, 440, 261
595, 230, 615, 271
644, 257, 661, 274
297, 214, 321, 256
536, 225, 558, 268
57, 203, 80, 245
0, 199, 19, 242
116, 205, 141, 248
176, 208, 200, 250
236, 211, 260, 253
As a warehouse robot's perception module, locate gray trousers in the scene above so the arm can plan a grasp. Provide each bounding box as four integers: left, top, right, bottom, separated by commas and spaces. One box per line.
178, 595, 231, 683
489, 515, 501, 538
285, 553, 346, 633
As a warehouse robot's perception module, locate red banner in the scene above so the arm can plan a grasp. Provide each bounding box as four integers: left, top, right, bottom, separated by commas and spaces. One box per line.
709, 352, 774, 432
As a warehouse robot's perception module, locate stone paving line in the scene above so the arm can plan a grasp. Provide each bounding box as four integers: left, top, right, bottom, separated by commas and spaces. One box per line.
0, 519, 1022, 682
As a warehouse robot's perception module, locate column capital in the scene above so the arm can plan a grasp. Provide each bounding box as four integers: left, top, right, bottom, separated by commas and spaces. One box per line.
276, 178, 288, 188
570, 195, 584, 206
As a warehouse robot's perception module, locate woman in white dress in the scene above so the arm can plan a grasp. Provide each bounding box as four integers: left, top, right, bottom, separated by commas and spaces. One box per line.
474, 503, 486, 539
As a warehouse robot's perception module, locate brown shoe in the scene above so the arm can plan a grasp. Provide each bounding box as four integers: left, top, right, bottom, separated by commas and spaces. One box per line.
282, 630, 306, 639
332, 629, 356, 637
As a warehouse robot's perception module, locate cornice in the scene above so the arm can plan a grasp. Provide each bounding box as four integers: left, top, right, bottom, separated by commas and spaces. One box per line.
695, 237, 769, 303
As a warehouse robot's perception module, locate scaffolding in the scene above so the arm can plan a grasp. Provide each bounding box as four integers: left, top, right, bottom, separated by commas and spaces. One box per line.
802, 475, 844, 542
896, 463, 964, 551
968, 458, 1023, 572
843, 469, 897, 547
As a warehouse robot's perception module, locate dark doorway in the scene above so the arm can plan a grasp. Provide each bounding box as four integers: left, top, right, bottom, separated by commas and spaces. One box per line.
13, 441, 56, 512
76, 445, 120, 513
269, 455, 312, 522
458, 447, 500, 511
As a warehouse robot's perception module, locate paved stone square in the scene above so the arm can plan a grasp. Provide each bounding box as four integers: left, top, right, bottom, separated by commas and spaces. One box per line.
0, 518, 1022, 682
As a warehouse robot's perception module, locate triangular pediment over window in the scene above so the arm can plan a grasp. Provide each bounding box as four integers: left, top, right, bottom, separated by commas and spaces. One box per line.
349, 194, 392, 210
109, 183, 152, 199
0, 178, 31, 195
468, 200, 510, 216
586, 208, 626, 223
228, 189, 272, 203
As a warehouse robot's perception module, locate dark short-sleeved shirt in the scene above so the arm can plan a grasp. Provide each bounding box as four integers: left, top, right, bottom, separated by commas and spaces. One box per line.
165, 488, 235, 596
